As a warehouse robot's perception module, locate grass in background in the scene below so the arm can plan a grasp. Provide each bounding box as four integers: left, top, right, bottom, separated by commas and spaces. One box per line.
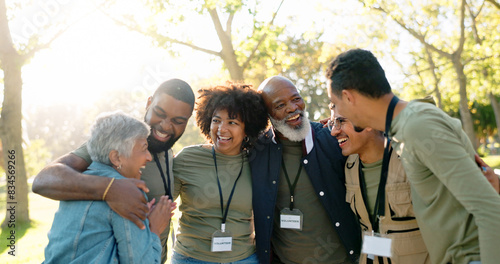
482, 155, 500, 169
0, 184, 58, 264
0, 182, 180, 264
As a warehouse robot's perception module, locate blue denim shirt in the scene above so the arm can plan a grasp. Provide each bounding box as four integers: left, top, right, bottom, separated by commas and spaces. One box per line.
248, 122, 361, 264
43, 162, 162, 264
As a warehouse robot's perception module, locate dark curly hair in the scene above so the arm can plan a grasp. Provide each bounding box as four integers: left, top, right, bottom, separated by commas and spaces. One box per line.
195, 82, 269, 150
326, 49, 392, 99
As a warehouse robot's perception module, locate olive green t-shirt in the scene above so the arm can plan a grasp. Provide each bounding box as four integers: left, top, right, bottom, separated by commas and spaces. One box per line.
360, 159, 383, 216
272, 139, 349, 264
390, 100, 500, 264
173, 145, 255, 262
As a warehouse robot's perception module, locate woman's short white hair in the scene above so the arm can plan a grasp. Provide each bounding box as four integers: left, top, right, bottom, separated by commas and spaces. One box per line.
87, 111, 150, 165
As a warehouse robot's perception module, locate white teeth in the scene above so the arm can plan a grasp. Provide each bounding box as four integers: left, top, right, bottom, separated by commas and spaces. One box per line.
287, 114, 300, 121
155, 130, 168, 138
219, 136, 231, 140
338, 138, 348, 144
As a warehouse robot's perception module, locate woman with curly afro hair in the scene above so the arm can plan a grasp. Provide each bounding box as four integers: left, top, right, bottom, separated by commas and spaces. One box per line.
172, 82, 268, 264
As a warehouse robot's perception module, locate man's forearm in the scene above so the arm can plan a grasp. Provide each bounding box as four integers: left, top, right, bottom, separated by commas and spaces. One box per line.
33, 153, 150, 228
32, 153, 109, 201
32, 163, 110, 201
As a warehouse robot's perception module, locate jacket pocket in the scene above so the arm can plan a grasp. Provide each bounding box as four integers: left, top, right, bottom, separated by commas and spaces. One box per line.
389, 229, 430, 264
386, 183, 415, 218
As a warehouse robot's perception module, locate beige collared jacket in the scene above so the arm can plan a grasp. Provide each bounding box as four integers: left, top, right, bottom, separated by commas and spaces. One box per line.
345, 150, 430, 264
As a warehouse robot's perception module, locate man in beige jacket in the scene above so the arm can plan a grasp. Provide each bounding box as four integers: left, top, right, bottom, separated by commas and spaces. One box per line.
328, 106, 430, 264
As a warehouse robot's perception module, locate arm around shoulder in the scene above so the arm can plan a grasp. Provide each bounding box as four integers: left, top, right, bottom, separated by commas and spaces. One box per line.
33, 152, 151, 228
32, 153, 107, 200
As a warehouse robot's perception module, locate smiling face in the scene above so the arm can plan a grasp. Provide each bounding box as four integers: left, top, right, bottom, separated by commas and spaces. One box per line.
210, 108, 246, 156
119, 137, 152, 179
144, 93, 193, 153
329, 108, 374, 157
261, 77, 310, 141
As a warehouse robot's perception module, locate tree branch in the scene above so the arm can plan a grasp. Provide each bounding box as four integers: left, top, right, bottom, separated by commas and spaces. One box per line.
152, 31, 222, 56
455, 0, 467, 56
425, 47, 440, 82
22, 25, 66, 62
103, 9, 221, 57
226, 12, 234, 36
207, 8, 231, 46
465, 0, 483, 45
486, 0, 500, 9
242, 0, 284, 70
0, 0, 17, 59
371, 5, 452, 60
464, 54, 493, 64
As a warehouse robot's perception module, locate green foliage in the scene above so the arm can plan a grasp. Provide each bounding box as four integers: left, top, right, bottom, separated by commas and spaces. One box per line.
360, 0, 500, 147
279, 35, 343, 120
481, 155, 500, 168
23, 139, 52, 179
471, 100, 497, 137
111, 0, 287, 81
241, 30, 339, 119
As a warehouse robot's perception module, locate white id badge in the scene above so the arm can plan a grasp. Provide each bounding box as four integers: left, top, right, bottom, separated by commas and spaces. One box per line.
211, 227, 232, 252
361, 231, 392, 258
280, 208, 303, 230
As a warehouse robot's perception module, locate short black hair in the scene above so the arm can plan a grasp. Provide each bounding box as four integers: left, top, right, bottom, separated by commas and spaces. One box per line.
326, 49, 392, 98
153, 79, 195, 109
195, 82, 269, 150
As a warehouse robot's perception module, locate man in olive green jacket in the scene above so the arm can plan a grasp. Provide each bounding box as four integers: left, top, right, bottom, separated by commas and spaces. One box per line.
326, 48, 500, 264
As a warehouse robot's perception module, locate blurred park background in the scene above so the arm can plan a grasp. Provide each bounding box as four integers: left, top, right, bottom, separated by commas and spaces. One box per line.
1, 0, 499, 263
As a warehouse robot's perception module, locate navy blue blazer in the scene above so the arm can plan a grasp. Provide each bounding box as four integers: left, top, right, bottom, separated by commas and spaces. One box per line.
248, 122, 361, 264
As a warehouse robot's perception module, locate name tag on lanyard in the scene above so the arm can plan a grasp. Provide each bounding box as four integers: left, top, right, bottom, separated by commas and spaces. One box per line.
210, 147, 243, 252
280, 158, 304, 230
211, 225, 233, 252
280, 208, 303, 230
361, 231, 392, 258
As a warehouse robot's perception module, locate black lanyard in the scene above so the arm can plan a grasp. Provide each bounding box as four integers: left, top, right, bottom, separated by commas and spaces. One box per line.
212, 146, 244, 230
366, 95, 399, 233
153, 153, 172, 199
281, 158, 303, 210
358, 148, 394, 231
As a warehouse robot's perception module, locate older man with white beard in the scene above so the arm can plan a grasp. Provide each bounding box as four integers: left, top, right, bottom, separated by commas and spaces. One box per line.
249, 76, 361, 264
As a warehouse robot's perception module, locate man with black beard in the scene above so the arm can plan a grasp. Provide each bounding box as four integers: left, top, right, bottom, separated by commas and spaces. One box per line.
33, 79, 195, 264
249, 76, 361, 264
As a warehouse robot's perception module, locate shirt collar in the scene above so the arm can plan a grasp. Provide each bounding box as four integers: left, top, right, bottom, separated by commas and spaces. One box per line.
270, 123, 314, 155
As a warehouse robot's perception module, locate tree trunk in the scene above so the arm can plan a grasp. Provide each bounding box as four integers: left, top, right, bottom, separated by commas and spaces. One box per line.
489, 92, 500, 142
0, 52, 30, 226
424, 47, 443, 109
0, 0, 29, 225
433, 85, 443, 110
451, 54, 477, 150
220, 50, 244, 81
207, 8, 245, 81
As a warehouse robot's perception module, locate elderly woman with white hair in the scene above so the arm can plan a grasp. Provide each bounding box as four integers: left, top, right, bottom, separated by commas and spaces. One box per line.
43, 111, 175, 264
